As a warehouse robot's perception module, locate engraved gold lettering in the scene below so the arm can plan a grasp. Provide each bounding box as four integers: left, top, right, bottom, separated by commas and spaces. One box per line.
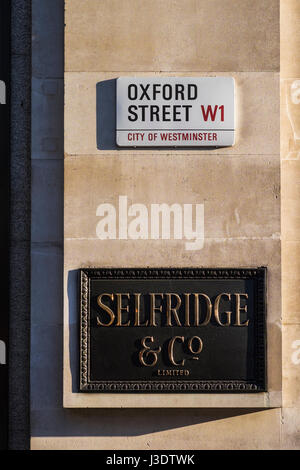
184, 293, 190, 326
96, 293, 115, 326
134, 293, 148, 326
149, 293, 164, 326
166, 293, 182, 326
139, 336, 161, 367
194, 293, 212, 326
168, 336, 185, 366
214, 293, 232, 326
188, 336, 203, 355
234, 293, 249, 326
116, 293, 130, 326
157, 369, 190, 376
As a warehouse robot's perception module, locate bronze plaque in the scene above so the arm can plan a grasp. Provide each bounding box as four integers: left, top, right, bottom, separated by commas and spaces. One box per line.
79, 268, 266, 393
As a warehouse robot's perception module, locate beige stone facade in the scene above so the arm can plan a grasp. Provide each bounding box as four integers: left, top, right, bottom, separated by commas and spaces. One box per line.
31, 0, 300, 449
281, 0, 300, 450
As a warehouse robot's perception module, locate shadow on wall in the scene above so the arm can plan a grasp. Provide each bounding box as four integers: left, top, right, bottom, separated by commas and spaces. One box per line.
67, 269, 80, 394
96, 79, 118, 150
32, 407, 267, 438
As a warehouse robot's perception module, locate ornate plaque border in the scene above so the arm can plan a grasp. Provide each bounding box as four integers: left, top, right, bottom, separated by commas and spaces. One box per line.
79, 267, 267, 393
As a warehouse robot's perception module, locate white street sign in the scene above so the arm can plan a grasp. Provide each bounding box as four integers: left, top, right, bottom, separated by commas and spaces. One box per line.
116, 77, 235, 147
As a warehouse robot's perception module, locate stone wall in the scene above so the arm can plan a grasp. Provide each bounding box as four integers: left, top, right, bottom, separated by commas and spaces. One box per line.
281, 0, 300, 449
29, 0, 299, 449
